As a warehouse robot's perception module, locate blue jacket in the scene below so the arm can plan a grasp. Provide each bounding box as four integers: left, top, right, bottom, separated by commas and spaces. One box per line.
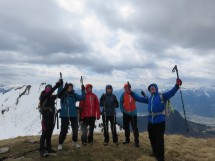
131, 84, 179, 123
58, 85, 85, 118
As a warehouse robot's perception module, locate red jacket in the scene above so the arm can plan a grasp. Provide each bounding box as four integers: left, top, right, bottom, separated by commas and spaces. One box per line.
79, 90, 100, 120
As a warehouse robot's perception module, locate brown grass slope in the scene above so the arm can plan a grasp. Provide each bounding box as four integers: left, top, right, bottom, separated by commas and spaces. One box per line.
0, 133, 214, 161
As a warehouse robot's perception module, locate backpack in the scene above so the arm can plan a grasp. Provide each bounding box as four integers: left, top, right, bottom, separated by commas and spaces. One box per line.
160, 94, 174, 117
37, 98, 48, 113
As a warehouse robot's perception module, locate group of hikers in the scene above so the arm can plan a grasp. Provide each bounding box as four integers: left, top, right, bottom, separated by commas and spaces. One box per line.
38, 76, 182, 161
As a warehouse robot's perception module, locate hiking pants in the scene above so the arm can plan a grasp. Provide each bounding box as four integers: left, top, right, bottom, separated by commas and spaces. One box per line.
81, 117, 96, 143
59, 117, 79, 144
148, 122, 165, 161
102, 115, 118, 143
40, 111, 55, 150
123, 113, 139, 143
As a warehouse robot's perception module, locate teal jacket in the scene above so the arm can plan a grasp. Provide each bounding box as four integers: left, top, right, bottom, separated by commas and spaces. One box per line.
58, 85, 85, 118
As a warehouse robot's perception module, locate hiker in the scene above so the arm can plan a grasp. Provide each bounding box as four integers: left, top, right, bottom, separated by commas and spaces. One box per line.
120, 83, 140, 147
79, 84, 100, 146
100, 85, 119, 146
39, 80, 63, 157
130, 79, 182, 161
57, 83, 85, 150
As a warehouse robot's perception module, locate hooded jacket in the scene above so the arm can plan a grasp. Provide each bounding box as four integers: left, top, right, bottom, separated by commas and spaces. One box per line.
58, 85, 85, 118
39, 84, 58, 114
79, 84, 100, 119
100, 92, 119, 116
131, 84, 179, 123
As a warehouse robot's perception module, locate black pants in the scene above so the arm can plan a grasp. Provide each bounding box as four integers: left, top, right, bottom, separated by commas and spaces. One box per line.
102, 115, 118, 143
59, 117, 79, 144
40, 111, 55, 151
81, 117, 96, 143
148, 122, 165, 161
123, 113, 139, 143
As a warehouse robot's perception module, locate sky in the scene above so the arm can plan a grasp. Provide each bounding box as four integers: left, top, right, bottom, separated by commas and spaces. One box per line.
0, 0, 215, 90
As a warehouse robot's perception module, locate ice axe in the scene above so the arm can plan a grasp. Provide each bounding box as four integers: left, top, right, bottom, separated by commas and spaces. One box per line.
78, 76, 84, 127
172, 65, 188, 132
60, 72, 62, 80
80, 76, 84, 86
55, 72, 62, 129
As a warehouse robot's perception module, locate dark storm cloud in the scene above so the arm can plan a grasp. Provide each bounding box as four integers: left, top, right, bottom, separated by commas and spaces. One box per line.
87, 0, 215, 52
0, 0, 214, 86
0, 0, 90, 61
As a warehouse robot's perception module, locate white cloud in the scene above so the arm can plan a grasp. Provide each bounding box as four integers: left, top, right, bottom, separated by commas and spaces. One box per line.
0, 0, 214, 89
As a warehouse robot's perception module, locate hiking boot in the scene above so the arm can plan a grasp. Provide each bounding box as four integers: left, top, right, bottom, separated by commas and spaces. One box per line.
103, 142, 108, 146
135, 142, 140, 148
57, 144, 63, 151
72, 141, 80, 148
114, 142, 119, 145
149, 152, 156, 157
40, 150, 48, 158
123, 141, 130, 144
47, 148, 57, 153
82, 142, 87, 146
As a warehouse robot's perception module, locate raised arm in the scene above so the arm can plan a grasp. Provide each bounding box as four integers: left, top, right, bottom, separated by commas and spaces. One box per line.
57, 84, 67, 99
131, 92, 148, 104
162, 84, 179, 101
40, 81, 62, 102
74, 89, 86, 101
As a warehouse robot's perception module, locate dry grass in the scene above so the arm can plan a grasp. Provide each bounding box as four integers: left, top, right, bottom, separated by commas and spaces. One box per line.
0, 133, 214, 161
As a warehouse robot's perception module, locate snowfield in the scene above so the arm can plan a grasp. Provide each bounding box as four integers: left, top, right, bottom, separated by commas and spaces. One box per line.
0, 84, 122, 140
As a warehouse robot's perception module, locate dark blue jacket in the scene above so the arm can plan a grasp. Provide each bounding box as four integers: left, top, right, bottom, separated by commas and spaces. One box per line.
100, 93, 119, 116
58, 85, 85, 118
131, 84, 179, 123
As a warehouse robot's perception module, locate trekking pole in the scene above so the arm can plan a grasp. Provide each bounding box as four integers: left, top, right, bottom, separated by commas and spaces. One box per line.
55, 72, 62, 129
172, 65, 188, 132
113, 110, 116, 136
79, 76, 84, 129
103, 94, 108, 133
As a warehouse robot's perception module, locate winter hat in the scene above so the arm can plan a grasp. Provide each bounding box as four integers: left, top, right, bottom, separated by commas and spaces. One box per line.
45, 84, 52, 89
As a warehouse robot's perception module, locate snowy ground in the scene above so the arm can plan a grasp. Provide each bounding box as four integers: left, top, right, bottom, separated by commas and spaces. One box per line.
0, 84, 122, 140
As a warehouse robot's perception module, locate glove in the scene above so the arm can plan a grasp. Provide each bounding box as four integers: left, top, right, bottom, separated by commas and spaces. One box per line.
81, 85, 85, 91
141, 91, 146, 97
176, 79, 182, 86
59, 79, 63, 85
65, 82, 68, 88
56, 79, 63, 87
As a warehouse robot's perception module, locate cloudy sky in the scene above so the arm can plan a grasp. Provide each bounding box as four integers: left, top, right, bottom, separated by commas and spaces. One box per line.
0, 0, 214, 89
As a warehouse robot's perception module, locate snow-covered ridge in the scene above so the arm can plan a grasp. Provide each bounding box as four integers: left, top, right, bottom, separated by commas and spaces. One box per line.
0, 84, 122, 140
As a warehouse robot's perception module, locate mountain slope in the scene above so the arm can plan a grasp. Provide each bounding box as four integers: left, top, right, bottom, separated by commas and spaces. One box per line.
0, 84, 121, 140
0, 84, 214, 140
